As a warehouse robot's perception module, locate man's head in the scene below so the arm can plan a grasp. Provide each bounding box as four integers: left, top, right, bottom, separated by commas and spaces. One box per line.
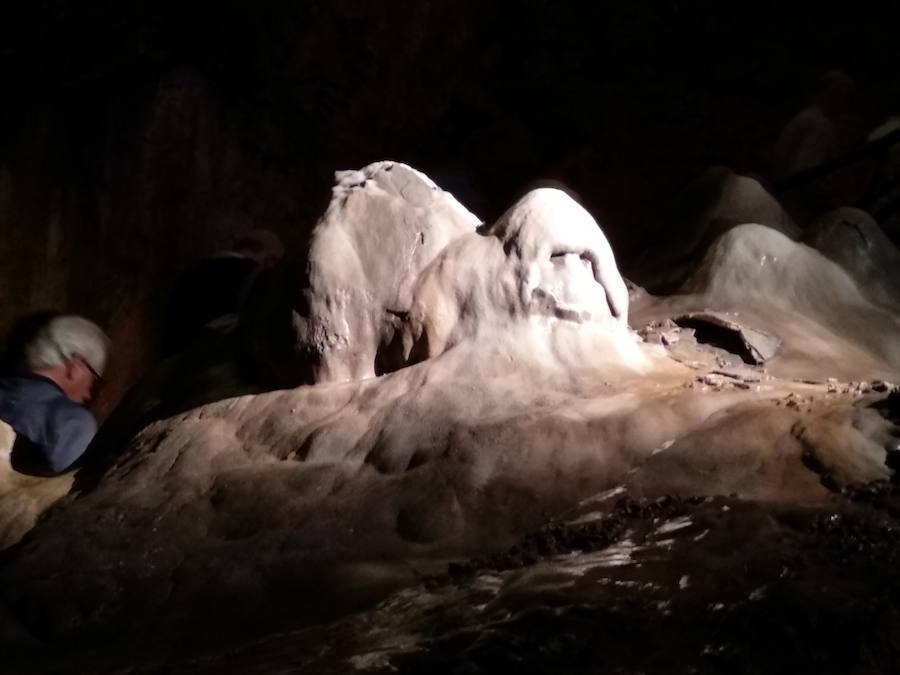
25, 316, 110, 404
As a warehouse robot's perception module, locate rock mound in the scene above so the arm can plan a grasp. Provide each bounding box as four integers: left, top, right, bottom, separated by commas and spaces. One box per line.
682, 223, 900, 375
403, 187, 633, 362
247, 161, 480, 386
805, 207, 900, 311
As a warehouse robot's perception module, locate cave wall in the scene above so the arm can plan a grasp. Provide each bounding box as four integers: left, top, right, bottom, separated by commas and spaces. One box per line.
0, 70, 306, 417
1, 0, 898, 417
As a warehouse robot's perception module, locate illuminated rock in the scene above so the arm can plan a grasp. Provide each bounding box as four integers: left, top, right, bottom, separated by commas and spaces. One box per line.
2, 165, 899, 659
255, 161, 480, 385
679, 223, 900, 378
0, 422, 72, 551
402, 187, 634, 363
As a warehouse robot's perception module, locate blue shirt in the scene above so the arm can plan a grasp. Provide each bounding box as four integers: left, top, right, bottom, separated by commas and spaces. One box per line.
0, 374, 96, 474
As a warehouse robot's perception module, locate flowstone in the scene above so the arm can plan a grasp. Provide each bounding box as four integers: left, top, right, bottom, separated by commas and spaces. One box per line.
247, 161, 481, 385
2, 163, 900, 673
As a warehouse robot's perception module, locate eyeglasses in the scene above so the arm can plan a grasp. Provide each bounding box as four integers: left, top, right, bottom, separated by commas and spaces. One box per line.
77, 355, 104, 384
55, 344, 104, 384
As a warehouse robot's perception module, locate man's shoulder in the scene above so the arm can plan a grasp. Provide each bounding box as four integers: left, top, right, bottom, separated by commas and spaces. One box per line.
47, 396, 96, 434
0, 375, 62, 423
0, 374, 60, 397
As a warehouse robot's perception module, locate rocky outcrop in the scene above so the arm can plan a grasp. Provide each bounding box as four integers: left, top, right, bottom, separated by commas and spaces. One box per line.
805, 207, 900, 312
248, 162, 480, 385
678, 166, 799, 247
674, 223, 900, 379
404, 187, 632, 363
0, 422, 72, 551
187, 491, 900, 675
3, 166, 900, 673
633, 167, 799, 291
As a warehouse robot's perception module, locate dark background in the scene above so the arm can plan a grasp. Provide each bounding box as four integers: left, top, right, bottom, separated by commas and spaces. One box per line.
1, 0, 898, 415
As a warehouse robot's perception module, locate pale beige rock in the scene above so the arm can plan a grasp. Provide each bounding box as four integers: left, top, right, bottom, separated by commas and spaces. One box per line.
286, 161, 480, 383
403, 188, 633, 363
690, 167, 799, 241
0, 421, 12, 461
680, 223, 900, 377
637, 166, 798, 289
0, 422, 72, 551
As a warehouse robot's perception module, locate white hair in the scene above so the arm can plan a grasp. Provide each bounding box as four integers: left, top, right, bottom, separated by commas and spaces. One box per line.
25, 315, 110, 375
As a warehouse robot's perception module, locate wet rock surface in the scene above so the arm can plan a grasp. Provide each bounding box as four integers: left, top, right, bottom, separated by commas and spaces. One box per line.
119, 490, 900, 675
399, 495, 900, 675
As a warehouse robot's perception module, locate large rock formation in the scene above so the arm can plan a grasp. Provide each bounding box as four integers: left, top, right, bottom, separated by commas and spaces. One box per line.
631, 223, 900, 381
261, 162, 480, 384
403, 187, 632, 363
633, 167, 799, 291
805, 207, 900, 312
677, 167, 799, 247
2, 164, 900, 673
0, 422, 72, 551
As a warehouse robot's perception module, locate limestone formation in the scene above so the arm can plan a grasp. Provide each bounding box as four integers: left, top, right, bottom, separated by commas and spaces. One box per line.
866, 117, 900, 238
403, 187, 632, 363
679, 166, 799, 245
0, 422, 72, 551
805, 207, 900, 311
247, 161, 480, 385
2, 164, 900, 671
676, 223, 900, 379
774, 71, 869, 220
636, 166, 799, 290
